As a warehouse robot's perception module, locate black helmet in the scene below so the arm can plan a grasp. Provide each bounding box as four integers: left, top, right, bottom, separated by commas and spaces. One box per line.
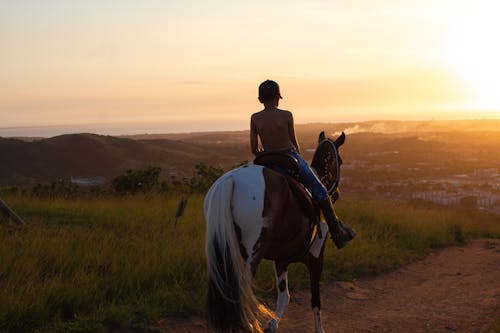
258, 80, 283, 102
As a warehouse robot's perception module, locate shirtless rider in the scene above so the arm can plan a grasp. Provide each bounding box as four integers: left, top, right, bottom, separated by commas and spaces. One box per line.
250, 80, 356, 249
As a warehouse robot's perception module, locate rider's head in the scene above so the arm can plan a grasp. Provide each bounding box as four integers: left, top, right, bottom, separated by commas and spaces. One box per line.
258, 80, 282, 106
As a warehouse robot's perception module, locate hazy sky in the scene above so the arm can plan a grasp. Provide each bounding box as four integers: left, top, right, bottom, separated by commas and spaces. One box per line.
1, 0, 500, 133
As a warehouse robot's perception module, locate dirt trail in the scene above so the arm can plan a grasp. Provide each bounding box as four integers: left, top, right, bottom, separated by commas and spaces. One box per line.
163, 239, 500, 333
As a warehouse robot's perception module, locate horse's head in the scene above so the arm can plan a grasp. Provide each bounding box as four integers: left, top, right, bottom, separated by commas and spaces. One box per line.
311, 131, 345, 202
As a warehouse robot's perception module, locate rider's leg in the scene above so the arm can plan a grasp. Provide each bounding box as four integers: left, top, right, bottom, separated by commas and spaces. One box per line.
317, 197, 356, 249
291, 151, 356, 249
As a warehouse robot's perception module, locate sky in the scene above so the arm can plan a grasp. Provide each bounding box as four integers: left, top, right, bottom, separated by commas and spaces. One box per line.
1, 0, 500, 135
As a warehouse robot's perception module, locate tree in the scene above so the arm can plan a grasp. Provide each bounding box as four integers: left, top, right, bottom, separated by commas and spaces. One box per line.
112, 167, 161, 194
189, 163, 224, 192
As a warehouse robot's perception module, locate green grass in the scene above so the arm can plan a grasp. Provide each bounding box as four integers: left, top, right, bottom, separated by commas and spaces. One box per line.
0, 194, 499, 332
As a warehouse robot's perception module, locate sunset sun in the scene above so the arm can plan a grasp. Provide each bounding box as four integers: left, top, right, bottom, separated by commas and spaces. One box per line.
446, 1, 500, 110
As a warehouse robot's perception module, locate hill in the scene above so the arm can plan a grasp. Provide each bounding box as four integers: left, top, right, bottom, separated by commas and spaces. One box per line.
1, 119, 500, 187
0, 133, 251, 186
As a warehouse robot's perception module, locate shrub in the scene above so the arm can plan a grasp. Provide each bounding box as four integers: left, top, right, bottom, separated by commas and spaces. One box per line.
32, 181, 79, 199
112, 167, 161, 194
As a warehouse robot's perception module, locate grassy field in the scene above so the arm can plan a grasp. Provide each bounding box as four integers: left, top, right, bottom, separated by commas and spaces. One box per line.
0, 194, 499, 332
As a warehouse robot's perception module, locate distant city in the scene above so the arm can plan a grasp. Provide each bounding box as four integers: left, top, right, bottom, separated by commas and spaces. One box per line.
343, 166, 500, 214
337, 129, 500, 214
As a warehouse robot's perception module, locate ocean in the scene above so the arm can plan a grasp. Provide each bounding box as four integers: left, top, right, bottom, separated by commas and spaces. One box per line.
0, 121, 248, 138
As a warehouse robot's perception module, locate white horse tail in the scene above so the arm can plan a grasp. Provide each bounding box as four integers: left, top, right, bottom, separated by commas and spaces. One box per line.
204, 172, 271, 333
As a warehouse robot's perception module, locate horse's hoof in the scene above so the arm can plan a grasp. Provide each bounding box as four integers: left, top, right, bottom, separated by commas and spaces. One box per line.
265, 319, 278, 333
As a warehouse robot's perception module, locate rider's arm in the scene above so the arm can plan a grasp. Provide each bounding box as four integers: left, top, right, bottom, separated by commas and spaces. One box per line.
288, 112, 300, 154
250, 116, 260, 156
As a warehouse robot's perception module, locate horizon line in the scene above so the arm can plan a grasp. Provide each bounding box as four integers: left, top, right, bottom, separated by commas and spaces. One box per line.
2, 118, 500, 139
2, 116, 500, 131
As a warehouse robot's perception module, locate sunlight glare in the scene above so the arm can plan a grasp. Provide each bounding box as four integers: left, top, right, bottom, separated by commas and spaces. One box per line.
446, 1, 500, 110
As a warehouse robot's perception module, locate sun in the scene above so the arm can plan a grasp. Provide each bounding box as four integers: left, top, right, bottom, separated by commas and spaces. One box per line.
445, 1, 500, 110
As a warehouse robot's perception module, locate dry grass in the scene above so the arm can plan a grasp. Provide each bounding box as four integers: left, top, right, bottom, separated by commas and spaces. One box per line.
0, 194, 498, 332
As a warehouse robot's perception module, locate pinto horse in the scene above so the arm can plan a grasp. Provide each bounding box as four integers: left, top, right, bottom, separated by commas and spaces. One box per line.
204, 131, 345, 333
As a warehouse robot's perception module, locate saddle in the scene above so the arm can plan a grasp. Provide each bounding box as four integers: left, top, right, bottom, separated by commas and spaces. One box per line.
253, 151, 300, 181
254, 152, 322, 250
254, 151, 316, 217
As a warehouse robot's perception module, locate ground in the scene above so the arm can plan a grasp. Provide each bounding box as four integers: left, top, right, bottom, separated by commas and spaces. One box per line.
161, 239, 500, 333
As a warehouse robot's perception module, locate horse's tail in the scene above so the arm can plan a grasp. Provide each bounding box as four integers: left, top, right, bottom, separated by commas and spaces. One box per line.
204, 173, 271, 333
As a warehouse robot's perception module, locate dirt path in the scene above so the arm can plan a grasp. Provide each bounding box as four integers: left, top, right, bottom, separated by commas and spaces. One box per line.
163, 239, 500, 333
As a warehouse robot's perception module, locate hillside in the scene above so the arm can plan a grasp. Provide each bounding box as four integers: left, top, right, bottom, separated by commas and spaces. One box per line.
0, 133, 251, 185
1, 120, 500, 189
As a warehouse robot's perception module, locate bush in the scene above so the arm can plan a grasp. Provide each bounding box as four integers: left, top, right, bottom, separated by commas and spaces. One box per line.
32, 181, 79, 199
112, 167, 161, 194
0, 187, 19, 196
189, 163, 224, 193
169, 163, 224, 194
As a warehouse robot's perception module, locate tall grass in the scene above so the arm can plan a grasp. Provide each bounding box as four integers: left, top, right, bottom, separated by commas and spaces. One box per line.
1, 194, 206, 332
0, 194, 498, 332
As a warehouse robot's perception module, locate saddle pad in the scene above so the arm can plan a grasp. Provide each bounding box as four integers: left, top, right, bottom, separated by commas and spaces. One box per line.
284, 176, 319, 224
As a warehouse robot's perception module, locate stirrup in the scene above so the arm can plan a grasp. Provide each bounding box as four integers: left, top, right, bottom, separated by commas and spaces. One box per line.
331, 221, 356, 249
339, 221, 357, 240
331, 233, 349, 249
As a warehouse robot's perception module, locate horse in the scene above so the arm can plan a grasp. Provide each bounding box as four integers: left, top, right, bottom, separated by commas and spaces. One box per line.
204, 131, 346, 333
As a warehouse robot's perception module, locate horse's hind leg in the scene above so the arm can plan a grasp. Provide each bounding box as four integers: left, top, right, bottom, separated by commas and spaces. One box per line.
308, 253, 325, 333
266, 261, 289, 333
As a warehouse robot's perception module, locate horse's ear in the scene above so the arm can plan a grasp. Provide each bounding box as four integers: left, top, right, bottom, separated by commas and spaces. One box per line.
318, 131, 326, 143
334, 131, 346, 147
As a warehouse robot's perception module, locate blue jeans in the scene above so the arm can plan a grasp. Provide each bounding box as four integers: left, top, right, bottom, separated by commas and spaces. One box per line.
288, 149, 328, 201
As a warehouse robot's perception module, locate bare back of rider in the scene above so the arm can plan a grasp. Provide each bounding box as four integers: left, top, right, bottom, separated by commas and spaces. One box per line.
250, 107, 300, 156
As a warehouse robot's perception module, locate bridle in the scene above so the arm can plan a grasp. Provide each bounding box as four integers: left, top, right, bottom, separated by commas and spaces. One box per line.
312, 138, 341, 196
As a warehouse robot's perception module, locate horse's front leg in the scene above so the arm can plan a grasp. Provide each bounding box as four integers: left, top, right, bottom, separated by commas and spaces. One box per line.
266, 261, 289, 333
308, 252, 325, 333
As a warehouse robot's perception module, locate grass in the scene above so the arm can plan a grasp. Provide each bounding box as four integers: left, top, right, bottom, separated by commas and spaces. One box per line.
0, 193, 499, 332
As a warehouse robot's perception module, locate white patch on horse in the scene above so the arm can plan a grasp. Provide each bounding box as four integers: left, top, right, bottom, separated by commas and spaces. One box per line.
312, 306, 324, 333
274, 267, 290, 318
309, 221, 329, 258
230, 165, 267, 264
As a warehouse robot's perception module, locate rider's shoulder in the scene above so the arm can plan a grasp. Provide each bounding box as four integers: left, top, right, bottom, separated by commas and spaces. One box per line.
251, 111, 264, 123
278, 109, 293, 118
251, 109, 293, 119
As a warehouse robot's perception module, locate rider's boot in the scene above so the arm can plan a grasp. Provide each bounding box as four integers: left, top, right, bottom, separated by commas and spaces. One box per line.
318, 198, 356, 249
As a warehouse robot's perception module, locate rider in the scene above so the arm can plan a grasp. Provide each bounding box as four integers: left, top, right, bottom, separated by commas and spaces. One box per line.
250, 80, 356, 249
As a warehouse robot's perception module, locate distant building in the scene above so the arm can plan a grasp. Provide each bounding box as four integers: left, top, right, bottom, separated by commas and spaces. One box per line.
70, 177, 107, 187
412, 191, 461, 206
